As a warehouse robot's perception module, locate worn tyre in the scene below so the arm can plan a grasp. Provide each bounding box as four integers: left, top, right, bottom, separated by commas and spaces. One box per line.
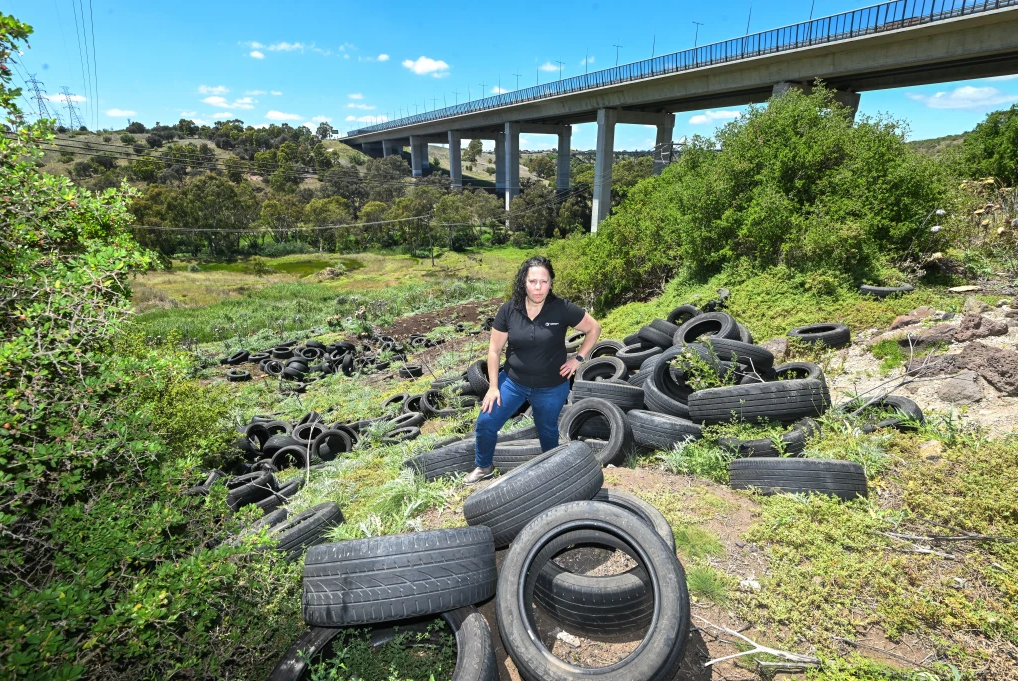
699, 337, 774, 371
463, 441, 602, 547
719, 418, 819, 457
492, 439, 544, 471
225, 470, 278, 512
496, 501, 689, 681
571, 380, 645, 412
729, 458, 867, 500
688, 378, 829, 425
616, 343, 663, 371
839, 395, 924, 432
575, 356, 628, 382
270, 501, 343, 562
404, 440, 477, 480
673, 312, 740, 345
302, 526, 497, 626
666, 304, 700, 326
467, 359, 492, 397
637, 324, 674, 350
558, 398, 634, 466
255, 476, 304, 513
226, 368, 251, 382
860, 284, 914, 297
788, 323, 851, 349
589, 339, 625, 358
225, 350, 250, 365
628, 410, 702, 450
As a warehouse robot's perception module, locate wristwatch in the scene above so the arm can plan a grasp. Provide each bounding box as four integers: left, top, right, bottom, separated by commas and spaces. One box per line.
575, 354, 585, 363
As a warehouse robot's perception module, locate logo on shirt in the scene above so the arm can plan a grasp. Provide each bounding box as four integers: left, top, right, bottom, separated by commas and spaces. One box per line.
545, 322, 559, 326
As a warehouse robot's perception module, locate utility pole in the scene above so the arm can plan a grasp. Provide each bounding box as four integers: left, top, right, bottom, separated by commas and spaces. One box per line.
585, 48, 589, 74
746, 1, 753, 35
513, 73, 521, 90
468, 85, 472, 101
26, 74, 52, 120
453, 90, 459, 104
555, 60, 564, 79
444, 93, 447, 107
432, 96, 438, 110
613, 44, 623, 66
692, 21, 704, 48
651, 34, 656, 58
61, 86, 85, 129
479, 82, 486, 98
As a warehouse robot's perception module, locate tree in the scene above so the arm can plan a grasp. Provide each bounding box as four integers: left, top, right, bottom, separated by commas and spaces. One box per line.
527, 154, 556, 179
365, 155, 411, 203
269, 161, 301, 193
508, 183, 557, 242
126, 120, 146, 134
463, 138, 483, 162
145, 134, 163, 148
319, 164, 367, 207
166, 174, 258, 257
962, 103, 1018, 184
315, 121, 336, 140
302, 196, 352, 250
223, 157, 245, 183
434, 192, 477, 250
259, 192, 306, 242
557, 193, 591, 235
176, 118, 199, 137
130, 156, 162, 182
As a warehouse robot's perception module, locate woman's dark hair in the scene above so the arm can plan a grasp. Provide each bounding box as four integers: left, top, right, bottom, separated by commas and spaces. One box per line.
511, 256, 555, 309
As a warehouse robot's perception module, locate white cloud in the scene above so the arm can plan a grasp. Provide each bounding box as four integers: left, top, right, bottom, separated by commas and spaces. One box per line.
343, 54, 350, 60
348, 93, 364, 100
402, 56, 450, 77
269, 41, 304, 52
198, 85, 228, 95
249, 41, 264, 49
377, 53, 390, 61
181, 110, 197, 117
105, 108, 136, 117
689, 109, 741, 124
906, 85, 1018, 109
265, 110, 302, 121
192, 118, 210, 126
202, 96, 229, 107
580, 56, 595, 66
249, 50, 264, 59
204, 95, 257, 110
311, 115, 331, 122
347, 103, 375, 110
270, 90, 283, 96
987, 74, 1018, 82
539, 61, 559, 72
491, 86, 509, 94
311, 46, 332, 56
251, 123, 271, 129
246, 89, 267, 95
232, 97, 257, 110
212, 112, 234, 119
344, 114, 388, 123
45, 93, 86, 102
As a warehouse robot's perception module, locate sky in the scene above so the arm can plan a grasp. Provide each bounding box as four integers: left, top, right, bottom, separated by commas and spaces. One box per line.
4, 0, 1018, 151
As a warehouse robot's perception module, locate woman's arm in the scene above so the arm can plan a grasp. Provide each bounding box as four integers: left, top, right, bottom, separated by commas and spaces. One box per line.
559, 313, 602, 378
481, 329, 508, 413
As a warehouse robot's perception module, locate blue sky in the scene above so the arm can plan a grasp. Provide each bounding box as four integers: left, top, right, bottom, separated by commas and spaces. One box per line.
5, 0, 1018, 151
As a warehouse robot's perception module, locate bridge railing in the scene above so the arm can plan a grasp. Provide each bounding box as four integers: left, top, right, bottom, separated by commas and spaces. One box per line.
346, 0, 1016, 137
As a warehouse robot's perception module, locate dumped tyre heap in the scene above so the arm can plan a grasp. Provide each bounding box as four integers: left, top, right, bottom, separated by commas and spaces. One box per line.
200, 292, 927, 679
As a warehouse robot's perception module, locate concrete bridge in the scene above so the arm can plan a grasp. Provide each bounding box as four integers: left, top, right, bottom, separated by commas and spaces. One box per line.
340, 0, 1018, 231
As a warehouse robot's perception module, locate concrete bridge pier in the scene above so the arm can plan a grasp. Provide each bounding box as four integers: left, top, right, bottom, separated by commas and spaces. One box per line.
495, 131, 506, 195
382, 139, 399, 157
361, 142, 384, 159
773, 81, 860, 120
653, 114, 676, 175
505, 122, 521, 209
410, 136, 430, 176
448, 131, 462, 188
556, 126, 571, 193
591, 108, 617, 233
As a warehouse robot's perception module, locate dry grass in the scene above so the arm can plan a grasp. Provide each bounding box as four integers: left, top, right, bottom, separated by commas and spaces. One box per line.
131, 270, 295, 311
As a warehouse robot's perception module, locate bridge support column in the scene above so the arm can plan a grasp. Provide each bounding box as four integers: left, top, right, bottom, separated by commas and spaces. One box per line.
361, 142, 384, 159
382, 139, 398, 157
448, 131, 462, 188
591, 108, 617, 233
556, 126, 571, 193
773, 81, 860, 120
495, 131, 506, 195
653, 114, 675, 175
505, 122, 521, 210
410, 136, 425, 177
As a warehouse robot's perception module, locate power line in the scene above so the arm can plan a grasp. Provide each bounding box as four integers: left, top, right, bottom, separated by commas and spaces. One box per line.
87, 0, 99, 130
70, 0, 92, 127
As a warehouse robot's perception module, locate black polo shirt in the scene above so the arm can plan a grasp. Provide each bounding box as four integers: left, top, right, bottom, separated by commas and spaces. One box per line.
493, 294, 586, 388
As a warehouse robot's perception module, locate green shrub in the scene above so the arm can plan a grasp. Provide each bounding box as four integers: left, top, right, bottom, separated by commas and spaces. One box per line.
562, 84, 952, 313
961, 103, 1018, 185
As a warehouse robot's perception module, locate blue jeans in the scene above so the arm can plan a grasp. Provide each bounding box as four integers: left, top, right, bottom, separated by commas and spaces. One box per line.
475, 372, 570, 468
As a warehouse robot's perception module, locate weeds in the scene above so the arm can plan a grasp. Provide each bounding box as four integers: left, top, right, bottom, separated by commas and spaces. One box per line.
307, 618, 456, 681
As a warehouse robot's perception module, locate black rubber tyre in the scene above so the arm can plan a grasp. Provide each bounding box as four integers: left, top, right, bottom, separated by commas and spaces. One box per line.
431, 372, 464, 390
262, 359, 284, 376
688, 379, 830, 425
272, 346, 294, 360
492, 439, 544, 471
575, 356, 628, 382
296, 411, 323, 427
719, 418, 819, 457
628, 410, 702, 450
774, 361, 825, 382
616, 343, 663, 370
637, 325, 674, 350
248, 352, 270, 363
571, 380, 645, 412
729, 458, 868, 500
382, 426, 421, 443
699, 337, 774, 371
666, 304, 700, 326
673, 312, 740, 345
404, 440, 477, 480
589, 339, 625, 358
225, 470, 278, 512
292, 422, 327, 445
738, 323, 754, 345
860, 284, 914, 297
269, 606, 496, 681
622, 332, 642, 346
255, 476, 304, 513
558, 399, 634, 466
270, 501, 343, 562
533, 489, 676, 639
565, 331, 586, 352
648, 318, 681, 337
463, 441, 602, 547
302, 526, 497, 626
422, 389, 475, 418
225, 350, 250, 366
788, 323, 851, 349
282, 366, 307, 382
496, 501, 689, 681
271, 445, 315, 471
385, 411, 426, 430
467, 359, 492, 397
839, 395, 925, 432
403, 394, 424, 414
398, 364, 424, 379
226, 368, 251, 382
382, 392, 410, 413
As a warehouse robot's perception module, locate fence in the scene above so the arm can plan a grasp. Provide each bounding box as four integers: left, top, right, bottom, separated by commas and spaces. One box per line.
345, 0, 1016, 137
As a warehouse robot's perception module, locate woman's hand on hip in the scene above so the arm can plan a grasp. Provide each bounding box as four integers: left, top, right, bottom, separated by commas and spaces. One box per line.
481, 387, 501, 414
560, 357, 581, 378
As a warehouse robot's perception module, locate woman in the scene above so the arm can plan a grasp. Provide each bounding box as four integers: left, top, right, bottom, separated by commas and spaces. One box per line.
465, 255, 602, 484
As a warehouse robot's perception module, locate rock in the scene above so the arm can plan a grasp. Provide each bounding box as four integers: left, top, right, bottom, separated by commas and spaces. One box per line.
316, 267, 343, 280
949, 285, 982, 293
556, 631, 582, 647
900, 323, 955, 348
1004, 309, 1018, 319
998, 299, 1010, 308
936, 370, 983, 405
739, 579, 761, 592
953, 314, 1009, 343
867, 329, 910, 348
908, 342, 1018, 396
963, 296, 990, 315
919, 440, 944, 458
891, 306, 936, 330
760, 337, 788, 361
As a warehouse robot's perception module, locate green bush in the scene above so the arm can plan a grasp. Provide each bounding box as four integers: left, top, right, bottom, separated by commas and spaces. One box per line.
561, 84, 952, 313
961, 103, 1018, 185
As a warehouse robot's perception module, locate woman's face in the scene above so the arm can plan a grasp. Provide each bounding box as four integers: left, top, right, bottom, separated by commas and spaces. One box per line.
525, 266, 551, 304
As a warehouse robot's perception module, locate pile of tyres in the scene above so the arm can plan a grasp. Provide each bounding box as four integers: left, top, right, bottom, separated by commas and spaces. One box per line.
406, 302, 924, 501
271, 438, 691, 681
